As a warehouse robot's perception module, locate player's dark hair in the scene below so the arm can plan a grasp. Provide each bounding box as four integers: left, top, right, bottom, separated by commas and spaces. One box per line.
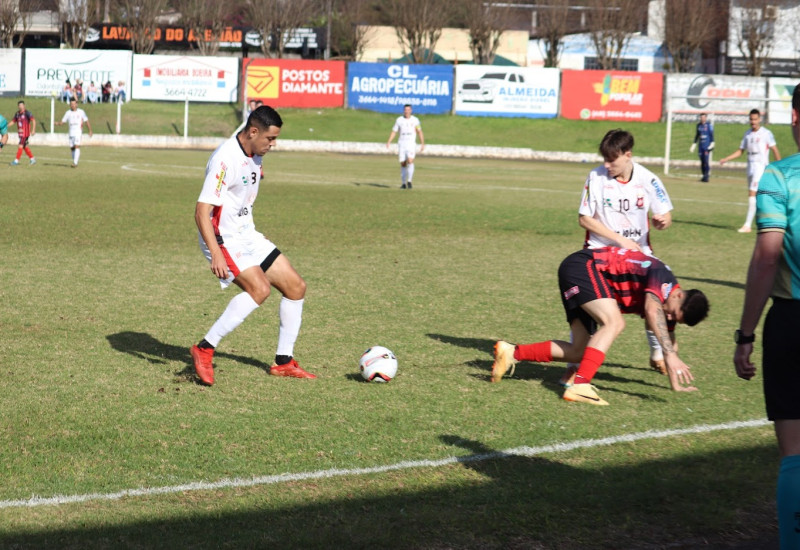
749, 108, 761, 117
404, 104, 411, 108
793, 82, 800, 111
599, 129, 634, 161
246, 105, 283, 131
681, 289, 709, 327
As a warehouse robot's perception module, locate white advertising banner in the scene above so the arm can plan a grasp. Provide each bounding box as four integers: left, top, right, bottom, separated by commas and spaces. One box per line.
24, 49, 132, 97
665, 74, 767, 123
0, 49, 22, 94
454, 66, 559, 118
132, 55, 239, 102
767, 77, 796, 125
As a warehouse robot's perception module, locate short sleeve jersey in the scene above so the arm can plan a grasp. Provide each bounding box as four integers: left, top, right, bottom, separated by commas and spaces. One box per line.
61, 109, 88, 137
0, 115, 7, 136
197, 135, 262, 241
592, 247, 679, 316
579, 162, 673, 252
12, 110, 33, 138
756, 153, 800, 300
740, 127, 776, 167
392, 115, 421, 146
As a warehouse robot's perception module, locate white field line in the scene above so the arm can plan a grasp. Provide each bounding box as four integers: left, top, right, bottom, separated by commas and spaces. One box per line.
0, 418, 769, 510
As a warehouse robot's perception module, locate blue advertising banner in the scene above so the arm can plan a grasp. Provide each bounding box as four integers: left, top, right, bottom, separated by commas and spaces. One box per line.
347, 62, 453, 114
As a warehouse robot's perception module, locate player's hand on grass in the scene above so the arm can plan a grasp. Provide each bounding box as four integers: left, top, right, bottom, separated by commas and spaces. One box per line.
665, 355, 697, 392
733, 343, 756, 380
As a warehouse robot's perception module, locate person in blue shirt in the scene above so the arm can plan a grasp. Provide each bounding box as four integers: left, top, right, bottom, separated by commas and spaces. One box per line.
0, 114, 8, 151
734, 82, 800, 549
690, 113, 714, 182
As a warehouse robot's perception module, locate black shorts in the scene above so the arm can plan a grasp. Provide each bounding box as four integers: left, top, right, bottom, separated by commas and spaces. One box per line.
763, 298, 800, 420
19, 136, 29, 147
558, 250, 614, 334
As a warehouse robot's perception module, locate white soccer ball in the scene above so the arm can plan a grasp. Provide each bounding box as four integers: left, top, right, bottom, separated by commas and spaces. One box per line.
359, 346, 398, 382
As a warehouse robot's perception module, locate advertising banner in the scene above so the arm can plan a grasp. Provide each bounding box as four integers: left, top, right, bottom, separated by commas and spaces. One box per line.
767, 77, 796, 125
132, 55, 239, 102
242, 59, 345, 108
347, 62, 452, 114
0, 48, 22, 95
454, 66, 559, 118
561, 70, 663, 122
665, 74, 767, 123
24, 49, 132, 97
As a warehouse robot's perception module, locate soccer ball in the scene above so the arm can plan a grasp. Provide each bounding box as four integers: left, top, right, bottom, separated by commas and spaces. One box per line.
359, 346, 398, 382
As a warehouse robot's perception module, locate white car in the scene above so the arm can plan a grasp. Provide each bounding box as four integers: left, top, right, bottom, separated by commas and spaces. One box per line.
458, 71, 526, 103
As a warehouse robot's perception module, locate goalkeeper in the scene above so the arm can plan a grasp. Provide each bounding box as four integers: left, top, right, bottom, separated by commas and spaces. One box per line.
690, 113, 714, 182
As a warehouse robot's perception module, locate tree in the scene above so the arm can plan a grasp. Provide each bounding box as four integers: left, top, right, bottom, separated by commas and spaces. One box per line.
177, 0, 229, 56
658, 0, 723, 72
586, 0, 646, 70
118, 0, 168, 54
732, 0, 785, 76
243, 0, 317, 58
0, 0, 39, 47
386, 0, 453, 64
60, 0, 101, 49
456, 0, 510, 65
533, 0, 572, 68
324, 0, 374, 61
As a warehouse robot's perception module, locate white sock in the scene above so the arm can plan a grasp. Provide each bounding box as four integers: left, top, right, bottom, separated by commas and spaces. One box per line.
407, 163, 415, 182
744, 196, 757, 228
74, 149, 80, 164
204, 292, 260, 348
277, 297, 304, 357
646, 329, 663, 360
401, 165, 408, 185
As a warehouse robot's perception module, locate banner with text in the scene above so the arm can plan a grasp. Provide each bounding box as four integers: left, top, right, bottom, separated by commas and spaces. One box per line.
24, 49, 132, 97
665, 74, 767, 123
242, 59, 345, 108
561, 70, 663, 122
0, 48, 22, 95
454, 65, 559, 118
767, 77, 797, 125
347, 62, 452, 114
132, 55, 239, 102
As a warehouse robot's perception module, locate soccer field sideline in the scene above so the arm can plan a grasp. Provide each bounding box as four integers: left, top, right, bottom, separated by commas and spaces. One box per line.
0, 418, 769, 510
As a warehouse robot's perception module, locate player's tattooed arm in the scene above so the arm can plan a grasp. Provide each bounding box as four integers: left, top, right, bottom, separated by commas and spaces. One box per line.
645, 293, 675, 354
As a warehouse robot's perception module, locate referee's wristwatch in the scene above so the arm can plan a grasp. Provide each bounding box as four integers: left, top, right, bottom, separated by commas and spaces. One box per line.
734, 329, 756, 345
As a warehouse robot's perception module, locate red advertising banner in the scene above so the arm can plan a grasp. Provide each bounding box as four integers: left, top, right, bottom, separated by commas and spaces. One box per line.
242, 59, 345, 108
560, 70, 664, 122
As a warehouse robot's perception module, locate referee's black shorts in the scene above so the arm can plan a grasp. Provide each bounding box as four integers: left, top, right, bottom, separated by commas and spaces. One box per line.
763, 298, 800, 420
558, 250, 614, 334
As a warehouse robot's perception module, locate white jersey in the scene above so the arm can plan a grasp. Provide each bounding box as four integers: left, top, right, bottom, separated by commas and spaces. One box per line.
61, 109, 88, 137
579, 162, 673, 253
740, 126, 776, 167
197, 134, 262, 241
392, 115, 421, 146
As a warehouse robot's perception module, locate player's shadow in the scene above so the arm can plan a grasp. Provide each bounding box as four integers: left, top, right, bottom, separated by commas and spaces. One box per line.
427, 333, 495, 354
672, 219, 731, 230
106, 331, 272, 381
352, 182, 392, 189
678, 275, 744, 290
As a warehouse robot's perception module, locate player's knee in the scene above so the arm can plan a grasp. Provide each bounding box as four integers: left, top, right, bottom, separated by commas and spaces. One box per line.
249, 280, 271, 304
287, 276, 307, 300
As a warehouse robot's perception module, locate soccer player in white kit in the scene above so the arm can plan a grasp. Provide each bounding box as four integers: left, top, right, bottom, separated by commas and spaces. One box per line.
55, 99, 92, 167
720, 109, 781, 233
563, 129, 675, 383
386, 104, 424, 189
190, 105, 315, 385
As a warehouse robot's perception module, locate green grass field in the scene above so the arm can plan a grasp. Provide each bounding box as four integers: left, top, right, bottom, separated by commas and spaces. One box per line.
0, 140, 783, 549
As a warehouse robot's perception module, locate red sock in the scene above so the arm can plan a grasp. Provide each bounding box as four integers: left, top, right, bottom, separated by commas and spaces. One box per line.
15, 149, 22, 161
24, 147, 33, 158
513, 342, 552, 362
574, 347, 605, 385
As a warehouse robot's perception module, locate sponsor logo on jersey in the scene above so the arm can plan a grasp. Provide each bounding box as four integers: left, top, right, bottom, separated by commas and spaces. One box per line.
636, 193, 645, 209
238, 207, 249, 217
651, 178, 668, 203
661, 282, 674, 299
619, 228, 643, 239
214, 162, 227, 197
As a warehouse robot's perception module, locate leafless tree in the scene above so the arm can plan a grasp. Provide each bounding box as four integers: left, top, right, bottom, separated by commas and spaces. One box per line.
657, 0, 723, 72
732, 0, 785, 76
386, 0, 453, 64
244, 0, 317, 58
533, 0, 572, 68
456, 0, 510, 65
0, 0, 39, 47
586, 0, 646, 70
177, 0, 228, 56
326, 0, 373, 60
117, 0, 168, 53
60, 0, 102, 49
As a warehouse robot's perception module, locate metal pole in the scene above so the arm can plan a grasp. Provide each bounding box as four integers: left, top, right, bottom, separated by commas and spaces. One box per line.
116, 99, 122, 134
50, 95, 55, 134
184, 95, 189, 138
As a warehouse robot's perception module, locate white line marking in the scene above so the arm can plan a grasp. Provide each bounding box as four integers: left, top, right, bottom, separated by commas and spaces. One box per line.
0, 418, 769, 509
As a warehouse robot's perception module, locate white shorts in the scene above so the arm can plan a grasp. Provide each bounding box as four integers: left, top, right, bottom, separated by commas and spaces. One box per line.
398, 142, 416, 163
199, 230, 277, 289
747, 163, 766, 192
69, 135, 82, 148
